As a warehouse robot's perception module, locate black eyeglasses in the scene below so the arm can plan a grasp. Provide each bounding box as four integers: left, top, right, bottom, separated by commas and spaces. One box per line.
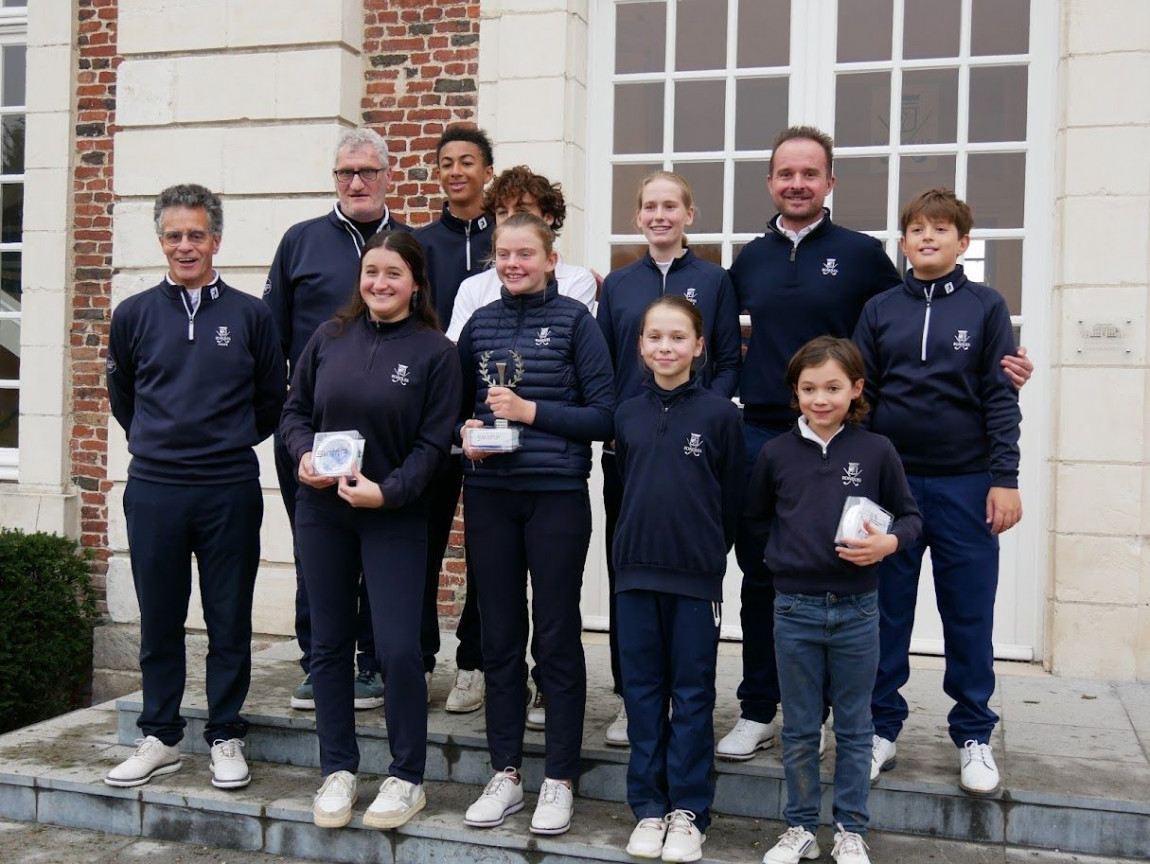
333, 168, 382, 184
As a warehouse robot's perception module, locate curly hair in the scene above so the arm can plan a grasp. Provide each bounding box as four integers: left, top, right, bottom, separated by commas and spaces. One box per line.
483, 166, 568, 235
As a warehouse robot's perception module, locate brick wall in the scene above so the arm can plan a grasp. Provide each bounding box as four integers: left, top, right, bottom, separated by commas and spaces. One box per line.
72, 0, 119, 613
362, 0, 481, 621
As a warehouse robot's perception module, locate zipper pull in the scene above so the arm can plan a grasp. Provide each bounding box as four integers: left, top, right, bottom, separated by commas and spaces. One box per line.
789, 243, 797, 263
188, 319, 194, 342
465, 223, 472, 271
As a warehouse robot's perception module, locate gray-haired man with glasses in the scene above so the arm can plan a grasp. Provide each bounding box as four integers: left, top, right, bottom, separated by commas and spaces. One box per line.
263, 128, 412, 712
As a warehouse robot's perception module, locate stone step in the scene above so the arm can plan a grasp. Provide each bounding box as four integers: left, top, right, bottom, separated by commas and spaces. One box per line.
99, 656, 1150, 862
0, 703, 1139, 864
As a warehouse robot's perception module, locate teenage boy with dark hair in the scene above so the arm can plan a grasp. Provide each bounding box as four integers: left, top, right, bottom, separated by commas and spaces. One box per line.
415, 125, 495, 712
854, 187, 1022, 797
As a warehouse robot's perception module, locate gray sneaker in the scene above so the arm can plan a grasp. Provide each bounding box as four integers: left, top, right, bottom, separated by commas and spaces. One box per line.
354, 670, 385, 710
290, 674, 315, 710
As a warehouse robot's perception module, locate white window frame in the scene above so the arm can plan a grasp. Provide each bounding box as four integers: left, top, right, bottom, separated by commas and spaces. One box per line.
0, 4, 26, 480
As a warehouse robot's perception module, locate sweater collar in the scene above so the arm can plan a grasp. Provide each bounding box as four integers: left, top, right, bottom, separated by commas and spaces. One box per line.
767, 208, 834, 244
645, 375, 701, 406
903, 264, 967, 300
499, 279, 559, 307
795, 415, 848, 455
434, 201, 491, 235
641, 247, 695, 274
361, 312, 420, 338
160, 271, 223, 299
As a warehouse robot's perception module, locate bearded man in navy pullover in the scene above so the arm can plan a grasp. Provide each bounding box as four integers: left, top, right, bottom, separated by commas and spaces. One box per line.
105, 184, 285, 791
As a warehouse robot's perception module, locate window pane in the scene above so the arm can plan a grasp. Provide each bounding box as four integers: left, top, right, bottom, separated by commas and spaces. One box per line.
612, 163, 663, 233
971, 0, 1029, 56
901, 68, 959, 145
674, 80, 725, 152
898, 153, 956, 207
688, 242, 722, 266
903, 0, 960, 59
735, 78, 788, 150
2, 45, 25, 108
610, 243, 647, 270
0, 318, 19, 378
672, 161, 723, 233
966, 152, 1025, 228
1, 183, 21, 243
969, 66, 1028, 143
616, 2, 667, 74
0, 251, 19, 311
1, 114, 23, 175
614, 83, 664, 155
0, 387, 18, 449
835, 72, 891, 147
832, 157, 889, 232
733, 160, 771, 233
3, 1, 28, 7
963, 238, 1023, 315
676, 0, 727, 71
737, 0, 789, 67
837, 0, 892, 62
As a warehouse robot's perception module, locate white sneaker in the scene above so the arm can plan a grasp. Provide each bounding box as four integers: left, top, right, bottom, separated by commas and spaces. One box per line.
464, 767, 524, 827
762, 826, 820, 863
716, 718, 777, 761
445, 669, 485, 713
831, 824, 871, 864
626, 816, 667, 858
959, 740, 1001, 796
313, 770, 358, 828
104, 736, 181, 788
870, 735, 897, 782
530, 777, 574, 835
209, 738, 250, 789
364, 775, 426, 829
526, 686, 546, 731
605, 700, 629, 747
661, 809, 704, 862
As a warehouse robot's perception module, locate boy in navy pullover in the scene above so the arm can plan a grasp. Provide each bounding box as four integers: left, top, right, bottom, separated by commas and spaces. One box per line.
854, 188, 1022, 798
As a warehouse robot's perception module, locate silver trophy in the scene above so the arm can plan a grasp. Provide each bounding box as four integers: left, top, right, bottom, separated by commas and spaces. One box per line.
467, 349, 525, 452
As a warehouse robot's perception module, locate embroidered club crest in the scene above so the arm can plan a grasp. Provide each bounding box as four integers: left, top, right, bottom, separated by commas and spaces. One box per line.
953, 330, 971, 350
683, 433, 703, 457
822, 258, 839, 276
391, 363, 411, 385
842, 462, 862, 487
683, 287, 698, 305
214, 326, 231, 347
262, 279, 272, 298
535, 327, 551, 347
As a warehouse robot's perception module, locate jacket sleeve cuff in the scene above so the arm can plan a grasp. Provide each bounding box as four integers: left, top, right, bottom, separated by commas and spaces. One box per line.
989, 473, 1019, 489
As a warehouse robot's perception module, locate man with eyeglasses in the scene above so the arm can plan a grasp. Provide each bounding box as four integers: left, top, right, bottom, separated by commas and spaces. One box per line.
105, 183, 285, 790
263, 128, 413, 713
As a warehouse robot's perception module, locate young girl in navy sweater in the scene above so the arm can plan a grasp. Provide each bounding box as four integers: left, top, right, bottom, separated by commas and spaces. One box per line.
596, 171, 742, 746
280, 231, 462, 832
456, 212, 614, 837
749, 337, 921, 864
612, 295, 744, 863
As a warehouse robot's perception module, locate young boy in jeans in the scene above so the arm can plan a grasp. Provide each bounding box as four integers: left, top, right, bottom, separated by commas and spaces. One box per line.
853, 187, 1022, 797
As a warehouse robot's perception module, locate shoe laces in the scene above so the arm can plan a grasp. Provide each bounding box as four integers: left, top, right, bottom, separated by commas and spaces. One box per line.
317, 771, 355, 802
355, 669, 378, 686
538, 778, 569, 805
775, 825, 814, 850
483, 767, 520, 797
832, 824, 869, 857
131, 736, 165, 756
962, 739, 993, 767
664, 809, 697, 836
377, 775, 410, 802
211, 739, 243, 759
454, 670, 477, 690
636, 816, 665, 832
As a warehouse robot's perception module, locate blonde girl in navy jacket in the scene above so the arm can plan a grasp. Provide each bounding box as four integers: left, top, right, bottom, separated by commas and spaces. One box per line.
612, 295, 744, 862
456, 212, 614, 837
280, 231, 461, 832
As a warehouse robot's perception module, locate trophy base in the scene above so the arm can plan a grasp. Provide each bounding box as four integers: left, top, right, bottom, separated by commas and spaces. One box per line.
466, 426, 521, 453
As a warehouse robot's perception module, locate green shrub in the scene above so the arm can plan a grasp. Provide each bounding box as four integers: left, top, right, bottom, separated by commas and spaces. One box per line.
0, 528, 99, 733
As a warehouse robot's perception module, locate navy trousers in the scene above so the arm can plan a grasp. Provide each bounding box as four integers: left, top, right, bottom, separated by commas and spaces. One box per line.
618, 590, 720, 833
124, 477, 262, 746
295, 493, 428, 782
274, 432, 378, 676
465, 485, 590, 780
421, 458, 483, 673
871, 472, 1001, 747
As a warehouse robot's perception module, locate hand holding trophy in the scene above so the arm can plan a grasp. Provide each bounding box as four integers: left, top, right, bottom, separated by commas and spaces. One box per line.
465, 349, 529, 454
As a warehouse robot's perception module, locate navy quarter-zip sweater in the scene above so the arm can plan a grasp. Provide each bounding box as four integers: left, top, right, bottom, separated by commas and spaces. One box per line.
414, 203, 494, 333
279, 314, 462, 510
613, 379, 745, 602
745, 423, 922, 595
457, 282, 615, 490
597, 249, 742, 402
730, 211, 901, 427
264, 204, 411, 373
107, 277, 286, 485
853, 265, 1021, 487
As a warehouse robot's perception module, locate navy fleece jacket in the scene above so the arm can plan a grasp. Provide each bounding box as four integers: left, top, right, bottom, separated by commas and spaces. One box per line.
730, 211, 901, 427
745, 422, 922, 595
597, 249, 742, 402
107, 277, 286, 484
279, 314, 462, 510
853, 265, 1021, 486
613, 379, 744, 602
414, 203, 494, 332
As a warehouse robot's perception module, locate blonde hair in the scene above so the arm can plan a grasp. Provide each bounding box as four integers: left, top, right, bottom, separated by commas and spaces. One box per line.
635, 170, 694, 211
492, 211, 556, 282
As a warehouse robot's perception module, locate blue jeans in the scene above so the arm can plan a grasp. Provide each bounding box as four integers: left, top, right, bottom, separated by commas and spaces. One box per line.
774, 590, 879, 835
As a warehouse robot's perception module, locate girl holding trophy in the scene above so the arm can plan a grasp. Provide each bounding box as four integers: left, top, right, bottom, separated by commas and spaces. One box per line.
279, 231, 461, 831
455, 212, 614, 836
